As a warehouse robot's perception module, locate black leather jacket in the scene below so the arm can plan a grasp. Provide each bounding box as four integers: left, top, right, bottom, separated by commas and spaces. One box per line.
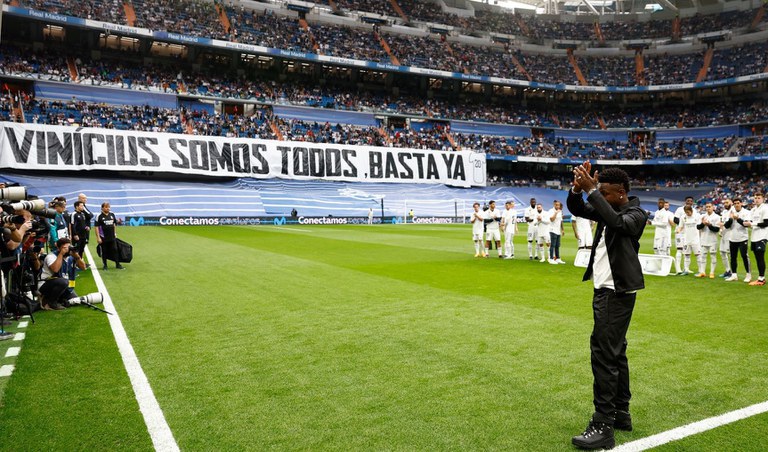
567, 189, 648, 293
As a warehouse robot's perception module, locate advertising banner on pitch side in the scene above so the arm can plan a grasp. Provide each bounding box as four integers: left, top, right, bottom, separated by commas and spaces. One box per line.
0, 121, 487, 187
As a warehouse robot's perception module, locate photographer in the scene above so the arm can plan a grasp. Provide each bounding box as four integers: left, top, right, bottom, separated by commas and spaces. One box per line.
38, 238, 86, 310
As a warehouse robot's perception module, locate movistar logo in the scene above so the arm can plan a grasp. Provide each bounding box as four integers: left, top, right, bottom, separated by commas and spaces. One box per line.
390, 217, 402, 224
273, 217, 286, 226
129, 217, 145, 227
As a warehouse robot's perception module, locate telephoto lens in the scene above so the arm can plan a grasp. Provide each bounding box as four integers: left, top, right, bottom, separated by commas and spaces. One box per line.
0, 186, 27, 201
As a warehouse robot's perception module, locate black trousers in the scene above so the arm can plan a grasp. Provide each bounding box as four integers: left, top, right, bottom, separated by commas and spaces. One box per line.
39, 278, 69, 308
752, 240, 766, 278
729, 241, 751, 274
591, 288, 636, 423
101, 240, 120, 267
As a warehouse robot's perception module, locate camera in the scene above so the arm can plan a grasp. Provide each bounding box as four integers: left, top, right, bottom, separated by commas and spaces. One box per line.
0, 186, 27, 201
1, 198, 46, 213
0, 211, 26, 225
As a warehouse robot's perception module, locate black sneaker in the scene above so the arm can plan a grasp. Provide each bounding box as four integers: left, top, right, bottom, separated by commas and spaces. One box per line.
102, 266, 108, 271
572, 420, 615, 450
116, 265, 125, 270
614, 410, 633, 431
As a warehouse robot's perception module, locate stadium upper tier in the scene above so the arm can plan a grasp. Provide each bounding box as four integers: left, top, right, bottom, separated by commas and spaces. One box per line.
17, 0, 766, 42
4, 96, 767, 161
7, 0, 768, 89
3, 43, 768, 130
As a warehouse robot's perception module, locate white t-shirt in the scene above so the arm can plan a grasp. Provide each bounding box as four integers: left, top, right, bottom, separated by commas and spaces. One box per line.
751, 203, 768, 242
681, 212, 702, 245
720, 207, 734, 243
652, 209, 673, 239
700, 212, 721, 247
548, 208, 563, 235
471, 210, 485, 236
485, 208, 502, 231
592, 230, 614, 290
501, 209, 517, 234
728, 208, 752, 243
535, 210, 550, 237
524, 205, 537, 231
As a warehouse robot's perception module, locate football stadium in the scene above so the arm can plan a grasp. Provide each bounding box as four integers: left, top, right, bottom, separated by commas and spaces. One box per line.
0, 0, 766, 450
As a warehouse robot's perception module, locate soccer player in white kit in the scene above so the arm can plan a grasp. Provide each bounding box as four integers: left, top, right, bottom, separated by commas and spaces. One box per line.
651, 198, 674, 256
470, 202, 485, 257
699, 202, 721, 278
501, 201, 517, 259
677, 205, 703, 275
718, 198, 734, 277
572, 215, 593, 250
724, 198, 752, 282
534, 203, 551, 263
524, 198, 538, 260
673, 196, 695, 274
485, 200, 503, 258
746, 193, 767, 286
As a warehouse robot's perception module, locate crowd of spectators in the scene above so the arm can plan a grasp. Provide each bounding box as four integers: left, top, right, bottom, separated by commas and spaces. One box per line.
10, 1, 768, 88
4, 43, 768, 131
696, 176, 765, 210
20, 0, 125, 24
7, 96, 766, 161
310, 24, 390, 62
17, 0, 766, 44
132, 0, 230, 40
227, 7, 311, 51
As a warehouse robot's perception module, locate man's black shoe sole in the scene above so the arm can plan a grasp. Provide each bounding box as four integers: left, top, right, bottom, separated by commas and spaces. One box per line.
572, 437, 615, 450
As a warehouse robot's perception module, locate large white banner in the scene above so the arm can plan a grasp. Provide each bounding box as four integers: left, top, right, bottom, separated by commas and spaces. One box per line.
0, 122, 486, 187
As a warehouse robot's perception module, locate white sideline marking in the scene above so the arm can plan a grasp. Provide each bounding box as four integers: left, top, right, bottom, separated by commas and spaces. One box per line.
12, 332, 25, 341
17, 321, 29, 328
0, 365, 14, 377
615, 400, 768, 451
4, 347, 20, 358
86, 248, 180, 452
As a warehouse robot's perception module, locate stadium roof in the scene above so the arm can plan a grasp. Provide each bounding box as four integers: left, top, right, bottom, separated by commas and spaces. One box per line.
465, 0, 750, 15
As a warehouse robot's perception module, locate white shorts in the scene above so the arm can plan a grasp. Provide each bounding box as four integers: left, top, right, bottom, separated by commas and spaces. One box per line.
720, 237, 729, 251
527, 229, 536, 242
684, 243, 701, 255
675, 235, 686, 249
473, 233, 484, 241
504, 230, 515, 242
537, 234, 550, 245
702, 244, 717, 254
578, 233, 593, 248
486, 230, 501, 241
654, 235, 671, 251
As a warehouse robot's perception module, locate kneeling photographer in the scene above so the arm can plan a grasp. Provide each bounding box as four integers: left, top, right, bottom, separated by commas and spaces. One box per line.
38, 238, 86, 310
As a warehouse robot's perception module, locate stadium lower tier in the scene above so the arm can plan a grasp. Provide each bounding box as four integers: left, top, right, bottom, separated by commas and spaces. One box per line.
3, 97, 767, 161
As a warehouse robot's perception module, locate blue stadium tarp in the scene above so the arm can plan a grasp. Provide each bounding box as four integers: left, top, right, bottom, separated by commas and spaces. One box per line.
35, 81, 178, 109
273, 106, 378, 127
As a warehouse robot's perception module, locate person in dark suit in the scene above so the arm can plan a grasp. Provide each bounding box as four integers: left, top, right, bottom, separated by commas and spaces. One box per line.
566, 162, 648, 450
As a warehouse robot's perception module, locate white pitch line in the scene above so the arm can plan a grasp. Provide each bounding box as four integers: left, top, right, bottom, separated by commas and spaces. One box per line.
85, 248, 180, 452
615, 400, 768, 451
0, 365, 14, 377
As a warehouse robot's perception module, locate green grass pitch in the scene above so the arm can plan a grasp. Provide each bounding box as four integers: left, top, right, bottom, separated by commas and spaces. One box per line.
0, 224, 766, 451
